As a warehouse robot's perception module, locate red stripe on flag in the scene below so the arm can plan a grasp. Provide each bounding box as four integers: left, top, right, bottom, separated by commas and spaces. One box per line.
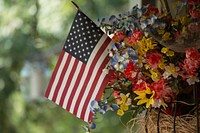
52, 54, 72, 102
66, 64, 86, 111
73, 37, 111, 117
95, 70, 114, 101
45, 50, 65, 98
59, 58, 79, 107
72, 58, 99, 116
87, 69, 114, 122
88, 112, 93, 122
80, 55, 110, 120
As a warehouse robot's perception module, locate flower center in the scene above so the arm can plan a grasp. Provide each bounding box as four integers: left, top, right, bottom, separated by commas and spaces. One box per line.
146, 93, 152, 99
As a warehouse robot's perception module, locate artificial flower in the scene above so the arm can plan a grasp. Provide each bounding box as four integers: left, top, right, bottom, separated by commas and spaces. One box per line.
117, 109, 125, 116
112, 31, 125, 43
124, 60, 137, 80
161, 47, 168, 54
157, 29, 165, 35
187, 0, 200, 5
150, 78, 169, 100
163, 63, 180, 78
186, 75, 200, 85
134, 85, 155, 108
185, 47, 200, 60
179, 48, 200, 80
90, 2, 200, 130
137, 37, 157, 55
124, 30, 143, 46
189, 8, 200, 19
152, 99, 168, 109
149, 69, 161, 81
162, 32, 170, 40
166, 50, 174, 57
158, 58, 165, 69
144, 6, 159, 17
161, 47, 174, 57
120, 104, 129, 111
145, 52, 163, 70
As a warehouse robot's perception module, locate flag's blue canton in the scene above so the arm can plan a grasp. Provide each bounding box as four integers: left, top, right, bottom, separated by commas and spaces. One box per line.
64, 11, 104, 64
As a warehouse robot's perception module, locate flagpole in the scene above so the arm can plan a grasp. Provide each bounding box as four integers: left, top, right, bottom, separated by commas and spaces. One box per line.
71, 1, 79, 10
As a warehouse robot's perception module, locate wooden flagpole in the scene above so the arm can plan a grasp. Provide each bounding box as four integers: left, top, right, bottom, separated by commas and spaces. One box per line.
71, 1, 79, 10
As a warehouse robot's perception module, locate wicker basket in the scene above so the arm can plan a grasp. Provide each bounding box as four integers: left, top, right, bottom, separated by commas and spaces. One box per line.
127, 85, 200, 133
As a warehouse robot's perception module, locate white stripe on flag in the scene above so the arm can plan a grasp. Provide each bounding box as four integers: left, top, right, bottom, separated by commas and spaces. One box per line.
48, 53, 69, 100
69, 34, 108, 114
76, 35, 109, 118
54, 56, 76, 105
62, 61, 83, 109
83, 41, 112, 121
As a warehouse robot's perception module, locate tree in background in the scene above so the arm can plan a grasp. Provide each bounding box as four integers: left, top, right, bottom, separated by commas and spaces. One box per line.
0, 0, 129, 133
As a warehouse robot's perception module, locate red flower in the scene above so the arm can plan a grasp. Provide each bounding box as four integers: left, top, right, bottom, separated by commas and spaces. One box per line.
179, 48, 200, 77
189, 8, 200, 19
187, 0, 200, 5
124, 30, 143, 45
132, 30, 143, 40
145, 52, 162, 69
185, 47, 200, 60
124, 61, 137, 81
150, 78, 166, 99
108, 71, 124, 86
174, 31, 182, 38
144, 6, 159, 17
124, 61, 145, 86
113, 91, 120, 98
112, 31, 125, 43
133, 81, 148, 91
188, 23, 200, 33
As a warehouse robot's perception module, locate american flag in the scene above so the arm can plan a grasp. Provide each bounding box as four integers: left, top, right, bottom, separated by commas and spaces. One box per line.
45, 10, 113, 122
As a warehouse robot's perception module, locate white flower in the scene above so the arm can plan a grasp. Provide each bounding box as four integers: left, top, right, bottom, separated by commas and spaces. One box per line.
103, 68, 109, 74
186, 76, 199, 85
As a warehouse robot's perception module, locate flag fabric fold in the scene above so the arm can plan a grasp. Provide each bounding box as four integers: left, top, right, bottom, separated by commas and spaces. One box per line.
45, 10, 113, 122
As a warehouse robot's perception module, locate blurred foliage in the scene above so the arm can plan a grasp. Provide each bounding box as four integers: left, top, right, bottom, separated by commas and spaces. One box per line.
0, 0, 130, 133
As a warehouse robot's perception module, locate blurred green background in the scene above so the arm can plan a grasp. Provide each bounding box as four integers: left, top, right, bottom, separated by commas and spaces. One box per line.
0, 0, 132, 133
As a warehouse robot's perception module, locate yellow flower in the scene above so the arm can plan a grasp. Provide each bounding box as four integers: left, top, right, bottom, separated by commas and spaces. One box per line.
172, 21, 178, 26
126, 98, 132, 106
137, 37, 157, 56
166, 50, 174, 57
100, 93, 104, 101
163, 63, 180, 78
157, 30, 165, 35
116, 93, 130, 116
182, 26, 187, 32
161, 100, 168, 109
145, 38, 157, 50
145, 64, 150, 69
137, 39, 146, 56
120, 93, 128, 103
138, 55, 144, 63
117, 109, 124, 116
161, 47, 174, 57
134, 86, 155, 108
161, 47, 168, 54
180, 16, 190, 25
116, 93, 130, 105
162, 32, 170, 40
120, 104, 129, 111
158, 59, 165, 70
168, 64, 176, 73
116, 99, 123, 105
150, 69, 160, 81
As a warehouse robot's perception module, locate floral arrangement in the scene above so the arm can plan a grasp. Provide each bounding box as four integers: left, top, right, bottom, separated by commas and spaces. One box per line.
83, 0, 200, 132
